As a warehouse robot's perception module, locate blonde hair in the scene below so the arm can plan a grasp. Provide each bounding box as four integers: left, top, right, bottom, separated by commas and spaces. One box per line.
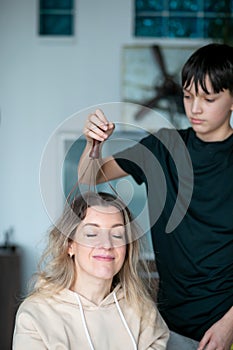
30, 192, 155, 316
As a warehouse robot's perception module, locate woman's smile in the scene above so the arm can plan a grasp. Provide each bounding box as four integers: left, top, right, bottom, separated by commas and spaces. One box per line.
92, 254, 115, 262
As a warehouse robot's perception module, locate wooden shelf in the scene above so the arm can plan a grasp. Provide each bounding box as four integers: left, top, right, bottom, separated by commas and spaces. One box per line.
0, 247, 21, 350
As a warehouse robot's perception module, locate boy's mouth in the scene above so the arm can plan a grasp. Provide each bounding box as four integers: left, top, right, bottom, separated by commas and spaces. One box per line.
190, 117, 204, 125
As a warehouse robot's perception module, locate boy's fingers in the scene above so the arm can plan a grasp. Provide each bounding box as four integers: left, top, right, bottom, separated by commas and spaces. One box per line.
88, 112, 108, 131
95, 109, 109, 127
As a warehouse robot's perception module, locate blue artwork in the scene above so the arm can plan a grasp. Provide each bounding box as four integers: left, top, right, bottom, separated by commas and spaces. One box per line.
134, 0, 233, 39
39, 0, 74, 36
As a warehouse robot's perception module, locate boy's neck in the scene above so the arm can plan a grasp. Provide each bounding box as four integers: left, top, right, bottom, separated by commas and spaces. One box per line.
195, 127, 233, 142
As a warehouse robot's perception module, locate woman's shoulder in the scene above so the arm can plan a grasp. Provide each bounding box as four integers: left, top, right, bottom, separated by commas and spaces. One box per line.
17, 288, 75, 312
16, 293, 51, 314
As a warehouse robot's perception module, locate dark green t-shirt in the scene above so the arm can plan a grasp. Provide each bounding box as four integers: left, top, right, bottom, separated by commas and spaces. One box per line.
114, 127, 233, 341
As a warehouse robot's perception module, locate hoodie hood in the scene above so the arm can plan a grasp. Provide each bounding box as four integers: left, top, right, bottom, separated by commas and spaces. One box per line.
54, 284, 124, 309
72, 284, 137, 350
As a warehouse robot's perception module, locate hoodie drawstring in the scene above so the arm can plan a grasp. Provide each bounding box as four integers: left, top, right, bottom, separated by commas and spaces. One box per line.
75, 291, 137, 350
113, 292, 137, 350
75, 293, 95, 350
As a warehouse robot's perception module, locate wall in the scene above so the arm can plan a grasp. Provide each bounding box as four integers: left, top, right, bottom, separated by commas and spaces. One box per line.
0, 0, 210, 293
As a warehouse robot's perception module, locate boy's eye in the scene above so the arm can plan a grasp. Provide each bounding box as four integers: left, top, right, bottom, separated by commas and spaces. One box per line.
183, 92, 191, 99
205, 98, 215, 103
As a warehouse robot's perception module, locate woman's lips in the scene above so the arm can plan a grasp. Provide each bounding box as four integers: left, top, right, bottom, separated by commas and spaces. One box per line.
93, 255, 115, 261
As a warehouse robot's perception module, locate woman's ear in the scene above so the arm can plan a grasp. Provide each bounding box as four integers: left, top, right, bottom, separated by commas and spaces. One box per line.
68, 241, 74, 258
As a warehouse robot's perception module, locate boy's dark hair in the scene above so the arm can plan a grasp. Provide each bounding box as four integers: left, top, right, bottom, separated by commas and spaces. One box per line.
182, 43, 233, 95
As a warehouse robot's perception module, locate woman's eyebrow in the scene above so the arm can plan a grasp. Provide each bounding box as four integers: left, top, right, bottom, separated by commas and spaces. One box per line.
82, 223, 124, 228
82, 223, 99, 228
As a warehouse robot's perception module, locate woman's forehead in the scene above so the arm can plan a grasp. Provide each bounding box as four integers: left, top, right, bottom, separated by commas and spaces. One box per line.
84, 205, 124, 222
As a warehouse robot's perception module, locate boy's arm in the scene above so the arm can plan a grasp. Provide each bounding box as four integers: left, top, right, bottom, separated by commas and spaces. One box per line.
78, 109, 128, 184
198, 306, 233, 350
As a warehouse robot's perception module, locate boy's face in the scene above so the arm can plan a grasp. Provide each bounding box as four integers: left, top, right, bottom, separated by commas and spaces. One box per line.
183, 75, 233, 141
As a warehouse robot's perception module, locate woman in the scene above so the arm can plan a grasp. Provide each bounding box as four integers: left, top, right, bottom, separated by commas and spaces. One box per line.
13, 192, 169, 349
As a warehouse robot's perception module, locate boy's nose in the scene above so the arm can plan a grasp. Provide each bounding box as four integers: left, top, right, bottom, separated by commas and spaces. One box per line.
191, 98, 202, 114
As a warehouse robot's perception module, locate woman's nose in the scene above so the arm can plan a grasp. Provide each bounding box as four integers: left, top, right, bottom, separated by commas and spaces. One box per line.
98, 234, 113, 249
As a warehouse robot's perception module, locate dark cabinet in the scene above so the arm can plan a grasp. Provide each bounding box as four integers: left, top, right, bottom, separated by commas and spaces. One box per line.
0, 247, 21, 350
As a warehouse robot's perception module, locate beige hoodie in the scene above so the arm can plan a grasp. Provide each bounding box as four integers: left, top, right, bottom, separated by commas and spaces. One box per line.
13, 284, 169, 350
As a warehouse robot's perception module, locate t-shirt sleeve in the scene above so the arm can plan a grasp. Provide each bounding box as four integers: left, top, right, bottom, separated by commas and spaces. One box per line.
113, 134, 157, 186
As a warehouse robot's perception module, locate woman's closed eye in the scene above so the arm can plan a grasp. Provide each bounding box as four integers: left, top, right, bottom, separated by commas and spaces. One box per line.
85, 232, 98, 238
78, 227, 126, 247
110, 229, 126, 242
80, 228, 99, 240
111, 232, 124, 239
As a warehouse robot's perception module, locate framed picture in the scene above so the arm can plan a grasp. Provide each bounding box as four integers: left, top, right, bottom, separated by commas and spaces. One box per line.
121, 44, 198, 129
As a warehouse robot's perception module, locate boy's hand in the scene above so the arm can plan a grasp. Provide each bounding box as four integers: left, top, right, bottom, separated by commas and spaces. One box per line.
197, 310, 233, 350
83, 109, 115, 143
